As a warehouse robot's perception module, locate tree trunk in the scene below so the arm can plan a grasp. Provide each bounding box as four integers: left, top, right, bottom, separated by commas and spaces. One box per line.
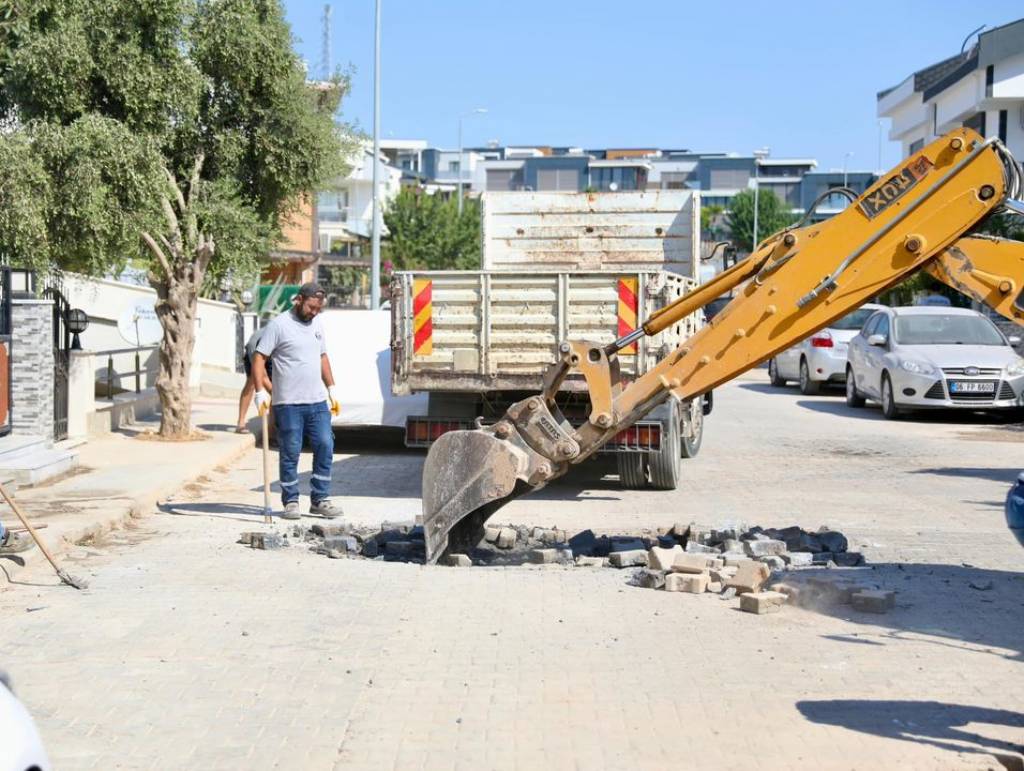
151, 267, 200, 438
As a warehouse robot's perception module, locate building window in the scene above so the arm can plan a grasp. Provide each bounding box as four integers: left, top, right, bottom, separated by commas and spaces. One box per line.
590, 167, 641, 191
486, 169, 522, 191
709, 168, 750, 189
536, 168, 580, 191
964, 111, 986, 138
762, 182, 799, 206
986, 64, 994, 98
909, 138, 924, 155
999, 110, 1008, 144
317, 190, 349, 222
660, 171, 693, 190
448, 160, 460, 173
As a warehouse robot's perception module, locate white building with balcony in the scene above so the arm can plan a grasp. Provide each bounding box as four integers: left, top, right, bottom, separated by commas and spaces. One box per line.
878, 18, 1024, 158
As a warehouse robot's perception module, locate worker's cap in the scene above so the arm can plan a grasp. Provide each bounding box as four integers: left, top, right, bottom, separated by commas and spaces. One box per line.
296, 282, 325, 300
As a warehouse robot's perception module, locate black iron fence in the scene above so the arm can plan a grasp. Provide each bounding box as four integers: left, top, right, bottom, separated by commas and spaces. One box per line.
97, 346, 159, 398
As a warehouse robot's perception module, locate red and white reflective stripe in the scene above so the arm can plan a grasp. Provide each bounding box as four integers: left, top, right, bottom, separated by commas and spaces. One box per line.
617, 277, 638, 354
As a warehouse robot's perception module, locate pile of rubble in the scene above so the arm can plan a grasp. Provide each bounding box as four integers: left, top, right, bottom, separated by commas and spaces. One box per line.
237, 519, 895, 615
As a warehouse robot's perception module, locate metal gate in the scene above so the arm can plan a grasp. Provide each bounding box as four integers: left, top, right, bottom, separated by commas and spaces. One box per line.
43, 287, 69, 441
0, 268, 11, 438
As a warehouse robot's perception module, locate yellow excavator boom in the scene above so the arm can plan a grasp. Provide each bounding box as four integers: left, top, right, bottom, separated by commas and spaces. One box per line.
421, 128, 1024, 562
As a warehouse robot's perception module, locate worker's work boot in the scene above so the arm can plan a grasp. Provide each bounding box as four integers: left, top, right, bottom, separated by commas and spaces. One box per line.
281, 501, 301, 520
0, 531, 34, 555
309, 499, 342, 519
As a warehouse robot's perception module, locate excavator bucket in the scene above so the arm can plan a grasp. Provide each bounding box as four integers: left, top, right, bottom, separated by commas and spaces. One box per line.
421, 425, 561, 563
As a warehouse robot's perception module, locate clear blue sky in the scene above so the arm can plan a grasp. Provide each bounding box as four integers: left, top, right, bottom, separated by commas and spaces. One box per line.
282, 1, 1023, 173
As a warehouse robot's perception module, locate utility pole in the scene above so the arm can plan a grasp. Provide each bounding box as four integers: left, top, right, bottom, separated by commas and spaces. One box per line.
370, 0, 381, 309
320, 4, 332, 80
457, 108, 487, 216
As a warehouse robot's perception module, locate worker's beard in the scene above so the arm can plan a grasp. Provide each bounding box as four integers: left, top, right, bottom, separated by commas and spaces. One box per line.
294, 305, 315, 322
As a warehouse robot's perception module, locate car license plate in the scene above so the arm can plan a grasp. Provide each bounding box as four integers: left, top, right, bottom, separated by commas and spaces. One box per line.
949, 380, 995, 393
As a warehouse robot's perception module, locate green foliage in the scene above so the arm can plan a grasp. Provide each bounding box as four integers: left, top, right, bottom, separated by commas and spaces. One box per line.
700, 204, 725, 240
977, 211, 1024, 242
0, 0, 354, 295
725, 188, 796, 251
383, 188, 481, 271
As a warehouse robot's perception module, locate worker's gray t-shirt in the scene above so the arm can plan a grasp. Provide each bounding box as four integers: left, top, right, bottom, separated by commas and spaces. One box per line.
255, 310, 328, 406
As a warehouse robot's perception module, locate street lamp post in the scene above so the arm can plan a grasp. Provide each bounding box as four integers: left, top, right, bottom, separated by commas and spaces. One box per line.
751, 147, 769, 251
842, 151, 854, 188
370, 0, 382, 310
457, 108, 487, 216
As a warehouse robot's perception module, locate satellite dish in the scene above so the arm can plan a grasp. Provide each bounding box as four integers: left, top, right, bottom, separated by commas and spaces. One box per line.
117, 299, 163, 346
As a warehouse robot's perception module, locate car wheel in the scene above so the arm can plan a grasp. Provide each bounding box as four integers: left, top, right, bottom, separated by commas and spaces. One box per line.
799, 358, 820, 395
881, 373, 902, 420
617, 452, 648, 489
845, 366, 866, 407
649, 399, 682, 489
680, 399, 703, 459
768, 359, 787, 387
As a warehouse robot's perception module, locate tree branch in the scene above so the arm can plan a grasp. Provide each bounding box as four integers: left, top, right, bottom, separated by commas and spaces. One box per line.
141, 231, 173, 280
164, 166, 188, 220
186, 153, 204, 247
160, 196, 180, 247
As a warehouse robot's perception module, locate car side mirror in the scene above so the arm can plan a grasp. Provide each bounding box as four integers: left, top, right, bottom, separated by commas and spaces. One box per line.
867, 334, 887, 347
1009, 335, 1021, 346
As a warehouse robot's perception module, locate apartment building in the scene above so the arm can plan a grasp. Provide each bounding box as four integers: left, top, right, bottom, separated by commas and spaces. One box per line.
878, 17, 1024, 158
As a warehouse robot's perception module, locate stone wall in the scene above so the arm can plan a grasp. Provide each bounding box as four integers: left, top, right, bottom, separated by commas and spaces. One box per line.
12, 299, 54, 438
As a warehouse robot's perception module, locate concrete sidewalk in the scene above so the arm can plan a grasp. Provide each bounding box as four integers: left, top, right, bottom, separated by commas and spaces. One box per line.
0, 397, 254, 586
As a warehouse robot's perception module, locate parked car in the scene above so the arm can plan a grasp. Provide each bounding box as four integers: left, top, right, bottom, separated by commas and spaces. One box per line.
845, 306, 1024, 419
0, 671, 50, 771
768, 304, 884, 394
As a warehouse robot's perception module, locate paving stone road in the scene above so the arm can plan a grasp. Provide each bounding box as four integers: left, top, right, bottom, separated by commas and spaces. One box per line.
2, 374, 1023, 770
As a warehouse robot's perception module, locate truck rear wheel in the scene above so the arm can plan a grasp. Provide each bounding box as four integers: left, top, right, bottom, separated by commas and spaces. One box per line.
617, 452, 648, 489
649, 398, 682, 490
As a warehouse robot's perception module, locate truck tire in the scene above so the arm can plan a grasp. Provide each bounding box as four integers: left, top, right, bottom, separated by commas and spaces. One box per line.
649, 398, 682, 490
681, 399, 703, 459
617, 452, 648, 489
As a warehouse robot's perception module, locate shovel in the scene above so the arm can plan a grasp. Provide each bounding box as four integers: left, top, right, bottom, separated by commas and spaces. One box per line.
0, 480, 88, 590
261, 410, 273, 524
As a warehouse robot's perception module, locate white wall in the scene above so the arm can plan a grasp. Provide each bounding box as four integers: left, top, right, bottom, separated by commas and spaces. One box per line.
62, 273, 240, 387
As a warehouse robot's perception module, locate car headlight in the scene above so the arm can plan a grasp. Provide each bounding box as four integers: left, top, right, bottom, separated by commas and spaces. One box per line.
900, 359, 935, 375
1006, 357, 1024, 377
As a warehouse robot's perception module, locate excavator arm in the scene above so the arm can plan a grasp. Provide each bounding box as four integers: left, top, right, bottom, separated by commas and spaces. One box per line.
421, 129, 1024, 562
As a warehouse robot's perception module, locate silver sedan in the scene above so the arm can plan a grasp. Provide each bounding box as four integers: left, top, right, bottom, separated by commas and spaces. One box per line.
845, 306, 1024, 419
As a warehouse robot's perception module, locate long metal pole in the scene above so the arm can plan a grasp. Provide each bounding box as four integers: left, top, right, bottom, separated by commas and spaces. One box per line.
752, 159, 759, 251
457, 116, 464, 216
370, 0, 381, 310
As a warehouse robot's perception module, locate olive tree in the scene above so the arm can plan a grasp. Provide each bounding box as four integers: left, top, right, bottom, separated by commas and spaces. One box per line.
0, 0, 354, 436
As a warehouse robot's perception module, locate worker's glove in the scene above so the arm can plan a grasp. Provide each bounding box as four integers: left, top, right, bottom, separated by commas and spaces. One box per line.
328, 386, 341, 417
254, 390, 271, 417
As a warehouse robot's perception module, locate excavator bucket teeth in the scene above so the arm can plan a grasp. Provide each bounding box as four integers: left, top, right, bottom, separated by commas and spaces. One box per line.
421, 428, 541, 563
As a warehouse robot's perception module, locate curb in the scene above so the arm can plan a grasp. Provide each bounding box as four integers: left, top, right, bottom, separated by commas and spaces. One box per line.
2, 433, 255, 583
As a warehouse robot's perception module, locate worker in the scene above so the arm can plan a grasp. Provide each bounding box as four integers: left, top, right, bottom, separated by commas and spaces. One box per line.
252, 283, 341, 520
234, 325, 272, 433
0, 519, 33, 555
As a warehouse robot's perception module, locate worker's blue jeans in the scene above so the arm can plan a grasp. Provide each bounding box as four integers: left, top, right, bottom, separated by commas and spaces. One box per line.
274, 402, 334, 506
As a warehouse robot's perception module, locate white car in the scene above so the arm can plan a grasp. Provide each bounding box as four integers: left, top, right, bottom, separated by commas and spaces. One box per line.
845, 306, 1024, 419
768, 304, 885, 394
0, 672, 50, 771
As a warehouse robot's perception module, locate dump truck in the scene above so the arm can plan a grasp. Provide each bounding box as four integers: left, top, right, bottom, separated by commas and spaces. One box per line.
419, 129, 1024, 561
391, 190, 708, 490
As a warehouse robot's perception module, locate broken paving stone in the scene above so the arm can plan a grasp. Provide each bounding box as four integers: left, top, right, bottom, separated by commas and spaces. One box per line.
770, 582, 804, 605
496, 527, 517, 549
817, 531, 848, 554
629, 569, 666, 589
311, 523, 348, 538
851, 590, 895, 613
759, 556, 786, 571
724, 562, 770, 594
719, 587, 738, 600
321, 535, 360, 554
745, 539, 787, 558
528, 548, 560, 565
832, 552, 865, 567
671, 553, 714, 574
575, 556, 608, 568
443, 554, 472, 567
707, 581, 723, 593
609, 550, 648, 568
665, 572, 708, 593
740, 591, 787, 615
483, 525, 501, 544
241, 532, 287, 550
610, 537, 646, 553
782, 552, 814, 568
722, 553, 750, 567
568, 529, 599, 555
684, 542, 719, 554
710, 567, 738, 583
720, 538, 743, 553
648, 545, 683, 571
